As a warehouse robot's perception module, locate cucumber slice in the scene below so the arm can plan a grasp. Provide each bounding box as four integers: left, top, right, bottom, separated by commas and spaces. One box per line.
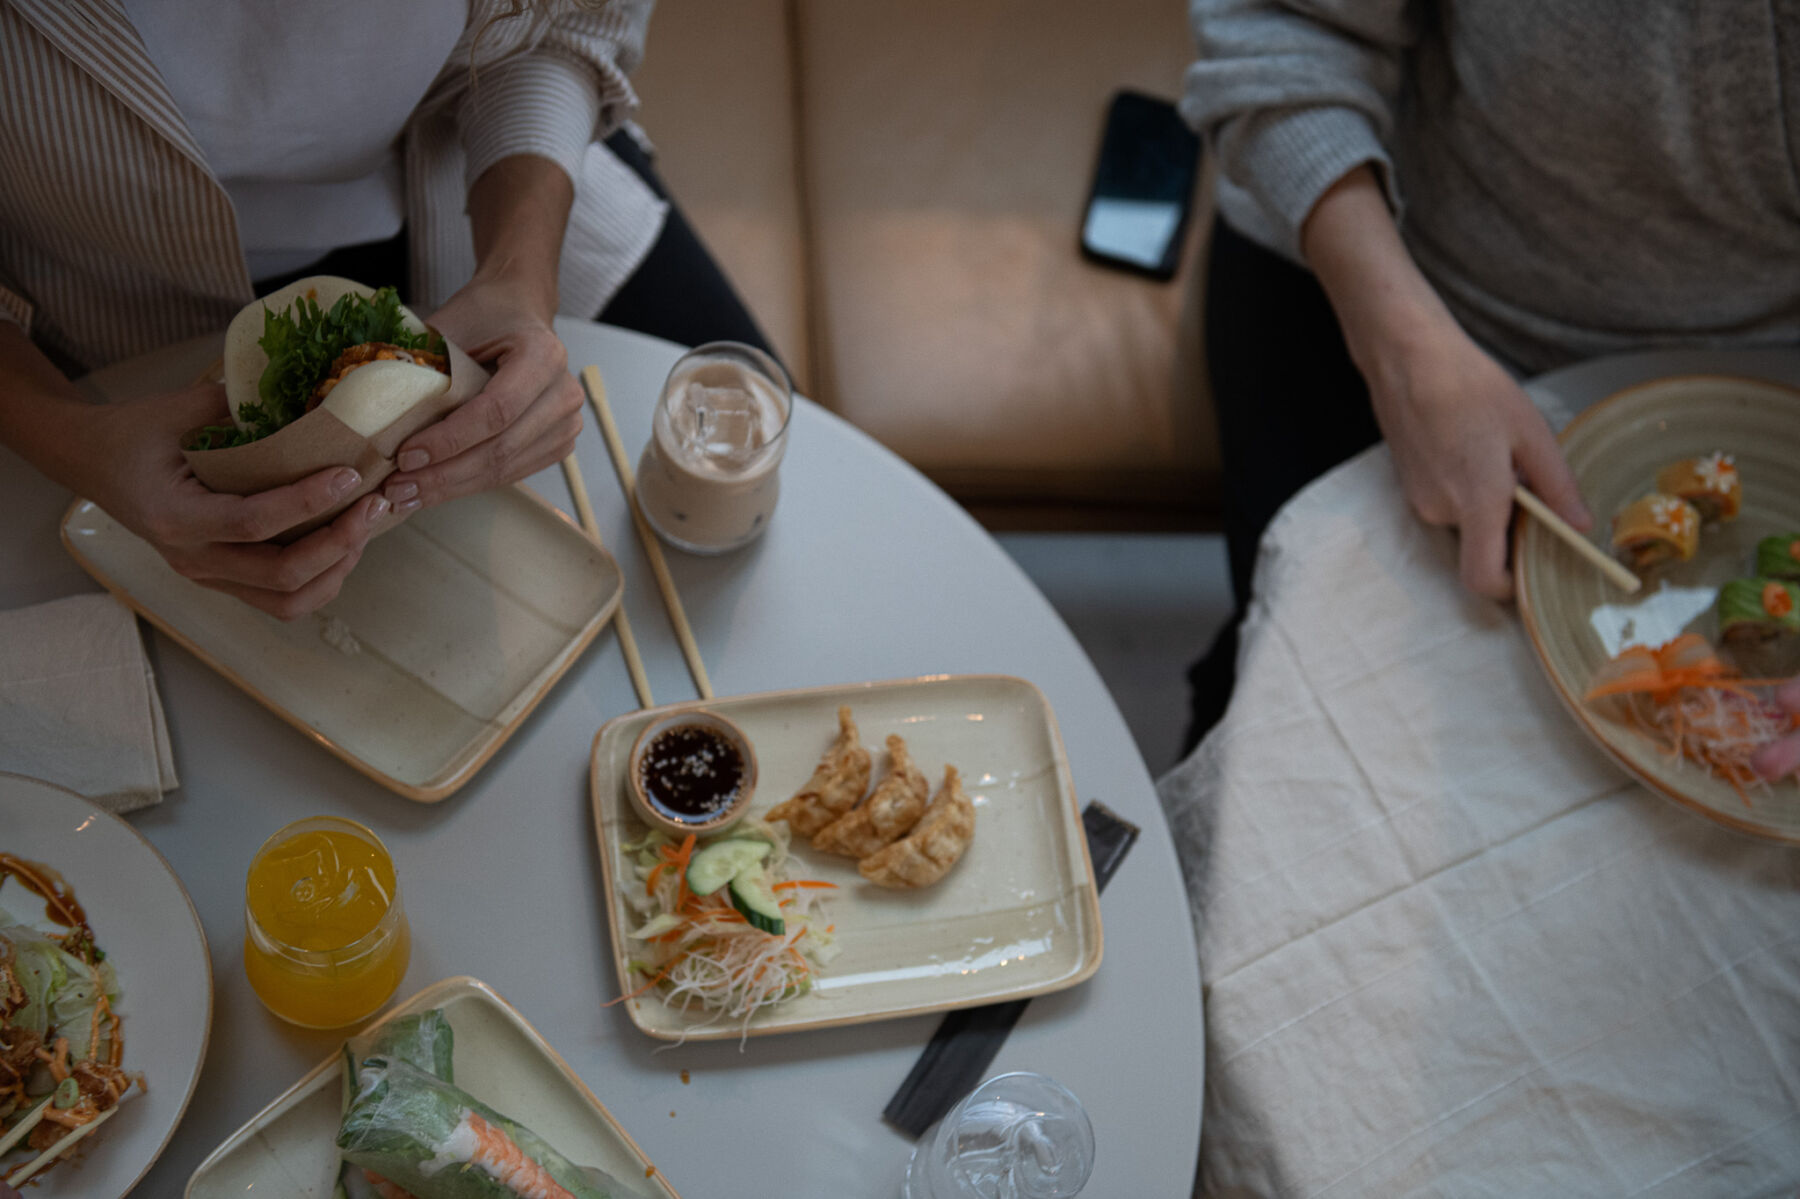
728, 868, 786, 935
686, 837, 772, 897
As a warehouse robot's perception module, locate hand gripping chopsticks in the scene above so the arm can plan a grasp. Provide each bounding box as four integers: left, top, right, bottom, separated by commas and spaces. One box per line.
580, 365, 715, 701
559, 452, 654, 709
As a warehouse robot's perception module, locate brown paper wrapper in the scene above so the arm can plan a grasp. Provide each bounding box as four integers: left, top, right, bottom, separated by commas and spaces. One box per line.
181, 339, 488, 543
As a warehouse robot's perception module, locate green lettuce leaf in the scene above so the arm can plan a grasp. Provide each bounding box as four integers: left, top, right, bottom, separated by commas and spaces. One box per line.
229, 286, 442, 445
0, 905, 120, 1063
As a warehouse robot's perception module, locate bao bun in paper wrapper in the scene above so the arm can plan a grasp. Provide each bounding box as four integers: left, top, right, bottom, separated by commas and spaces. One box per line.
182, 276, 488, 542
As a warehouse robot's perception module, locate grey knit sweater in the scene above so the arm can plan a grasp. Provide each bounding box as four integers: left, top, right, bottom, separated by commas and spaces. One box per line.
1182, 0, 1800, 374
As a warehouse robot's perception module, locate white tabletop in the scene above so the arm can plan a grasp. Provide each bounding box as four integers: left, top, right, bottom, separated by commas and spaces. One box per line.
0, 319, 1203, 1197
1159, 350, 1800, 1198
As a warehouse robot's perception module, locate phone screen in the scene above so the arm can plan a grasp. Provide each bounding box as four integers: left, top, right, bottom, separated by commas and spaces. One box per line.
1081, 92, 1201, 279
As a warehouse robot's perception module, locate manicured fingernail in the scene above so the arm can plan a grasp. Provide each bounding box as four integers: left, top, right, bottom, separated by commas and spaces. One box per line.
395, 498, 422, 516
331, 468, 361, 497
385, 481, 419, 504
398, 449, 430, 471
367, 495, 391, 524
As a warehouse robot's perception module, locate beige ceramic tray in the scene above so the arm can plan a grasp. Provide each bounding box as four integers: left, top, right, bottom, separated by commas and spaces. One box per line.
591, 675, 1103, 1040
61, 485, 621, 801
1515, 375, 1800, 842
185, 976, 679, 1198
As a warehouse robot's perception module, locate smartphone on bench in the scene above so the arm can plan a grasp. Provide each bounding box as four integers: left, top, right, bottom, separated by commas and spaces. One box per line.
1080, 90, 1202, 281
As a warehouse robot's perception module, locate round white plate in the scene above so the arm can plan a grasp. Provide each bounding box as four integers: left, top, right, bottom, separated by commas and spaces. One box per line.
1, 773, 211, 1196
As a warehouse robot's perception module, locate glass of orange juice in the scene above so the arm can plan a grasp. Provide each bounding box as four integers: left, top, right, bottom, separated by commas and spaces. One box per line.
243, 816, 410, 1028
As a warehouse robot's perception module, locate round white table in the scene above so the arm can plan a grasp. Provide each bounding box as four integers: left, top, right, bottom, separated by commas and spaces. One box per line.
1, 319, 1204, 1197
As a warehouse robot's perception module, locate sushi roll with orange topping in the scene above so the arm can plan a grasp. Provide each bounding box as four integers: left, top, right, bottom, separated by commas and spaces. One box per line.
1610, 493, 1700, 570
1654, 451, 1740, 522
1755, 533, 1800, 581
1717, 578, 1800, 645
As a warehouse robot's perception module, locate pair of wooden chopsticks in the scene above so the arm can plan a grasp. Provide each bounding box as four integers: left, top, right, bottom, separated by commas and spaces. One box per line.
1514, 485, 1640, 593
557, 366, 714, 707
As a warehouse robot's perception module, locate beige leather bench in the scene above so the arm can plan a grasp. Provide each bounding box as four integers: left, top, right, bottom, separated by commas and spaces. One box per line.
633, 0, 1218, 528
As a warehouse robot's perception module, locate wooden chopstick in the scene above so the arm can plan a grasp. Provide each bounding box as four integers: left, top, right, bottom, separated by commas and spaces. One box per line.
580, 365, 715, 701
1514, 484, 1640, 594
6, 1104, 118, 1187
559, 452, 655, 709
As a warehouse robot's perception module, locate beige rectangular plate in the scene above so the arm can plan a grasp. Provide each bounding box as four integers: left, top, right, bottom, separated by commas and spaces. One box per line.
591, 675, 1103, 1040
61, 485, 621, 800
184, 976, 680, 1198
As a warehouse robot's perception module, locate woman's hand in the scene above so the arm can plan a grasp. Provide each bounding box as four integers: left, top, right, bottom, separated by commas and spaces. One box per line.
76, 382, 388, 619
382, 153, 583, 512
1751, 679, 1800, 781
1362, 309, 1592, 599
382, 274, 583, 510
1303, 167, 1593, 600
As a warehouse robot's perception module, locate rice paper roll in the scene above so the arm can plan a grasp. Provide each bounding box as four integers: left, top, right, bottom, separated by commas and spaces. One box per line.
1755, 533, 1800, 581
1610, 493, 1699, 570
1653, 452, 1740, 522
1717, 577, 1800, 645
338, 1056, 642, 1199
350, 1011, 455, 1083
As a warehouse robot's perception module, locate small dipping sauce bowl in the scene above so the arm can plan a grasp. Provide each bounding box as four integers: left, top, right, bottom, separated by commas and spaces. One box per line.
627, 709, 757, 836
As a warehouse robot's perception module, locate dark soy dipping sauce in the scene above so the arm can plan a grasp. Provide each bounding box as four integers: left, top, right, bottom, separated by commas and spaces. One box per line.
640, 724, 746, 822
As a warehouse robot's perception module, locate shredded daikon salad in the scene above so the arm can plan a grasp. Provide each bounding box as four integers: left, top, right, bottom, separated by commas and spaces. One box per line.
1585, 633, 1798, 803
612, 818, 838, 1036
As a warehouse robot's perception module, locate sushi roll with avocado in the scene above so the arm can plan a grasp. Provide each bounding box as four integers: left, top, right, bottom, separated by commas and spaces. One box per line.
1755, 533, 1800, 581
1611, 493, 1700, 570
1654, 451, 1741, 523
1717, 577, 1800, 645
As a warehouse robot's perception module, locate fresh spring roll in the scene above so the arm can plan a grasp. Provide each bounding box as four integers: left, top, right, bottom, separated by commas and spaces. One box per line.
1717, 577, 1800, 645
338, 1056, 635, 1199
1653, 452, 1741, 523
1610, 493, 1700, 570
1756, 533, 1800, 581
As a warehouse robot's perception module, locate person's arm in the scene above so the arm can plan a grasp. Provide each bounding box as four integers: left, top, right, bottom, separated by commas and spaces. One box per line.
381, 1, 652, 511
381, 155, 584, 511
0, 323, 386, 618
1300, 167, 1592, 598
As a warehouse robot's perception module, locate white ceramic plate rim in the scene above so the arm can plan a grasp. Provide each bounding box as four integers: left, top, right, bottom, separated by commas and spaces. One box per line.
0, 772, 212, 1198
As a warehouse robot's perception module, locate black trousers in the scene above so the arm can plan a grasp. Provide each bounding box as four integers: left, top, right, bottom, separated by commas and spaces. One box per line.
1182, 218, 1381, 750
254, 132, 777, 363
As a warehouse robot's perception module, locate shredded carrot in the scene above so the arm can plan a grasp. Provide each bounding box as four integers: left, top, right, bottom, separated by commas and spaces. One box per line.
771, 880, 837, 891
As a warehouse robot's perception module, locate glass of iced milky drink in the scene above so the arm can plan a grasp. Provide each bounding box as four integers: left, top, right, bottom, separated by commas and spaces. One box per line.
637, 342, 793, 554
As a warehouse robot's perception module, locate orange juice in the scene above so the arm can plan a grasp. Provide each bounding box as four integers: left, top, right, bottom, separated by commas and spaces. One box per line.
243, 817, 410, 1028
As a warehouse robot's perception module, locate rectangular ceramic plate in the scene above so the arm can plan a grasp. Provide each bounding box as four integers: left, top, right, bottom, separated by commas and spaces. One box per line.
185, 976, 680, 1199
61, 485, 621, 800
590, 675, 1103, 1040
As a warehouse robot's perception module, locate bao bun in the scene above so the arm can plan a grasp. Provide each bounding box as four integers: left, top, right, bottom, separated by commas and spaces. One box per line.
223, 275, 468, 438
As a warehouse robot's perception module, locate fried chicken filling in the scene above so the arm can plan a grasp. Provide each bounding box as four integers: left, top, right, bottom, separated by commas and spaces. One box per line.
306, 342, 449, 411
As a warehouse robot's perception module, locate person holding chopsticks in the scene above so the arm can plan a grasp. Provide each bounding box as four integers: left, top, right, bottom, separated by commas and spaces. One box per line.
1178, 1, 1800, 748
0, 0, 771, 619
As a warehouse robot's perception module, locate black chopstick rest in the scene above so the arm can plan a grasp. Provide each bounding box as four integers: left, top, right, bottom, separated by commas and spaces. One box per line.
881, 800, 1141, 1138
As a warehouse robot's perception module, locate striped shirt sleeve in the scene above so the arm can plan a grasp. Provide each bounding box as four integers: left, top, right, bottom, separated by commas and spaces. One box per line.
455, 1, 651, 193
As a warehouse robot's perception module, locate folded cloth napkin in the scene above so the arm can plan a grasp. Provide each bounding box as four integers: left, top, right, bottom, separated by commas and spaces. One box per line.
0, 594, 177, 813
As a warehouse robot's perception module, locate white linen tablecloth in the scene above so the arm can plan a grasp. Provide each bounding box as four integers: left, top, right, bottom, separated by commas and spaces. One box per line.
1159, 442, 1800, 1198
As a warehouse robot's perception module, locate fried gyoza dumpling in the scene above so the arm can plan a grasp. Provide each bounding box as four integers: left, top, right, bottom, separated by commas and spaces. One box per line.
811, 734, 928, 858
859, 765, 976, 889
765, 706, 873, 838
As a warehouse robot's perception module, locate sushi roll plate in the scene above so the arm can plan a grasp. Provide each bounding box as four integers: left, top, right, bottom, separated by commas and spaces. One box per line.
1515, 374, 1800, 842
185, 976, 679, 1198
